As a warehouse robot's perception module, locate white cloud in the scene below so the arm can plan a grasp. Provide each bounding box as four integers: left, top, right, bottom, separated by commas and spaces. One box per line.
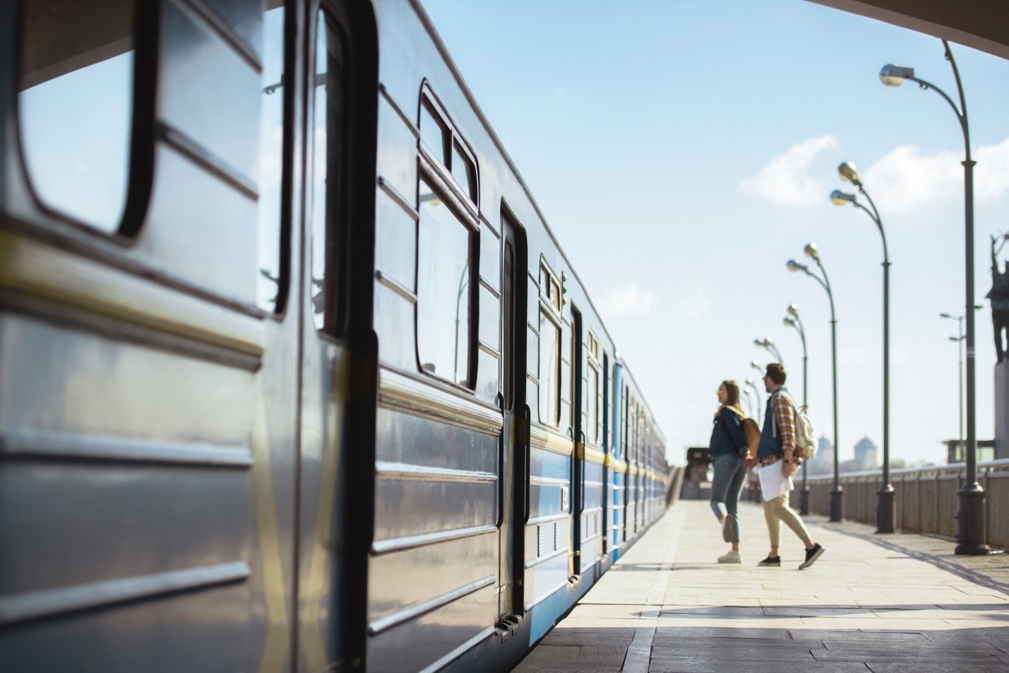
598, 282, 656, 317
739, 135, 838, 206
977, 138, 1009, 201
864, 137, 1009, 216
863, 146, 958, 215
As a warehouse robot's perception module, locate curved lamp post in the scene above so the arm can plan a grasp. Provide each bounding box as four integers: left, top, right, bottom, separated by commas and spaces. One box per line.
754, 337, 784, 363
788, 244, 842, 521
941, 306, 982, 462
784, 304, 810, 514
881, 42, 989, 554
742, 386, 756, 419
831, 161, 894, 534
745, 376, 762, 425
941, 312, 967, 458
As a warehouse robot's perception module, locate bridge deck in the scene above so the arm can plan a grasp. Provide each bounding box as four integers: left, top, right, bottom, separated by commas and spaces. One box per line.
512, 499, 1009, 672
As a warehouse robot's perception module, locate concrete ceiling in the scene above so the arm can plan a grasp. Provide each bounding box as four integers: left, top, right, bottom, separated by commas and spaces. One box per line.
808, 0, 1009, 60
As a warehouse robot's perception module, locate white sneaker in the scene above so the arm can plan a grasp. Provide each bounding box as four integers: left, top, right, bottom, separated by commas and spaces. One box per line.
717, 550, 741, 564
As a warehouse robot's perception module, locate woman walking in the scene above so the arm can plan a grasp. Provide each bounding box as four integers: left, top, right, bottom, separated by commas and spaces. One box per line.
708, 380, 750, 563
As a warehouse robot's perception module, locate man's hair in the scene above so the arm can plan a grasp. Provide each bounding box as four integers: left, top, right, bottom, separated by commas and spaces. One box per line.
766, 362, 787, 385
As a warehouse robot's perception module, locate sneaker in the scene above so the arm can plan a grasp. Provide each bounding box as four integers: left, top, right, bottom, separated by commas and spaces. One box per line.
799, 543, 825, 570
721, 514, 734, 543
758, 555, 781, 567
717, 550, 741, 564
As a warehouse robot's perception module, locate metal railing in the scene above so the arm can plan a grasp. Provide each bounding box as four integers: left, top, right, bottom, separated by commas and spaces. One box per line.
798, 459, 1009, 546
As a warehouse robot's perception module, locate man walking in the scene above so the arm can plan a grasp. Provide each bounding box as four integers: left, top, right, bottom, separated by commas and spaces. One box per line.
747, 363, 825, 569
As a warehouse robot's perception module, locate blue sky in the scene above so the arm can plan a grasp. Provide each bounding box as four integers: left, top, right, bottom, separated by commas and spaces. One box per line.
419, 0, 1009, 465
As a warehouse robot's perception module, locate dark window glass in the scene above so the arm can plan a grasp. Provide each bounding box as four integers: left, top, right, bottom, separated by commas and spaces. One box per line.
539, 308, 560, 426
257, 5, 285, 311
309, 13, 347, 332
587, 362, 599, 443
418, 178, 472, 385
420, 100, 448, 164
18, 0, 135, 232
451, 141, 475, 201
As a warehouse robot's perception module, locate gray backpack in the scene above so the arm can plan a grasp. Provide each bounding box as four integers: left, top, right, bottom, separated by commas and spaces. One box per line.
772, 392, 817, 461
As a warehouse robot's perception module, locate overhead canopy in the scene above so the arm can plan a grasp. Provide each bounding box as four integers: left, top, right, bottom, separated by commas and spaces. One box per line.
808, 0, 1009, 60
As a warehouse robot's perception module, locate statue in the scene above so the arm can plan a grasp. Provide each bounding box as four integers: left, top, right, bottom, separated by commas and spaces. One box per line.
987, 234, 1009, 361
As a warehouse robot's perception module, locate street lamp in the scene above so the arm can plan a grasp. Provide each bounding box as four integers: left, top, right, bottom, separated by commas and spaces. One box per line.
783, 304, 810, 514
754, 337, 783, 363
742, 386, 756, 420
745, 377, 762, 425
881, 42, 989, 554
831, 161, 894, 534
941, 307, 982, 461
788, 243, 842, 521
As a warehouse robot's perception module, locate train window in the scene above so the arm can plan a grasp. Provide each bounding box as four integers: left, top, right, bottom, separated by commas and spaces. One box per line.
419, 91, 478, 209
420, 100, 449, 165
539, 309, 561, 426
538, 264, 562, 426
587, 330, 600, 443
257, 4, 287, 312
451, 141, 476, 202
18, 0, 136, 233
309, 11, 348, 332
417, 177, 474, 386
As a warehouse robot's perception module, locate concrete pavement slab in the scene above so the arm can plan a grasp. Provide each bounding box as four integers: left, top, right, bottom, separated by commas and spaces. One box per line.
510, 499, 1009, 672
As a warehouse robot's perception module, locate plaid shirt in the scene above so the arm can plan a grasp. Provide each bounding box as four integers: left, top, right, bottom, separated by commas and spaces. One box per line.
771, 391, 797, 453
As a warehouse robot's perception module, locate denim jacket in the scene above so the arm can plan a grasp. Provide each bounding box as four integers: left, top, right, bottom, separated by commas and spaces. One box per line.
709, 406, 748, 457
757, 386, 792, 459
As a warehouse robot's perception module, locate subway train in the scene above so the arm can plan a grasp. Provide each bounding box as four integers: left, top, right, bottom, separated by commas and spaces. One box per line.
0, 1, 675, 671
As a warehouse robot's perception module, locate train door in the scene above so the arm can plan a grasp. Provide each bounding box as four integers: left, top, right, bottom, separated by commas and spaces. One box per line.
569, 306, 584, 579
601, 353, 611, 558
497, 212, 527, 628
611, 364, 625, 556
295, 4, 377, 672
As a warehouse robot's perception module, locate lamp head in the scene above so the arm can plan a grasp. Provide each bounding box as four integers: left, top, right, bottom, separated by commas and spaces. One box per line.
787, 259, 807, 273
880, 64, 914, 87
831, 189, 856, 206
788, 303, 799, 317
804, 243, 820, 261
939, 312, 952, 319
783, 317, 795, 327
751, 359, 761, 369
838, 161, 862, 187
746, 377, 754, 386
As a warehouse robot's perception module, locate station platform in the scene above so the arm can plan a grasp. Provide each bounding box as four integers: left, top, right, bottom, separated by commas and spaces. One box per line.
511, 499, 1009, 672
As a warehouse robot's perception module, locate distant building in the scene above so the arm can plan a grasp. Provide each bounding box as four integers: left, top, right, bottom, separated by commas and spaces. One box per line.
853, 436, 878, 470
807, 435, 834, 475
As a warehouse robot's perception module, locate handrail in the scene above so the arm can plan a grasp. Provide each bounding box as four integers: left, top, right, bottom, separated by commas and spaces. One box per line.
803, 458, 1009, 482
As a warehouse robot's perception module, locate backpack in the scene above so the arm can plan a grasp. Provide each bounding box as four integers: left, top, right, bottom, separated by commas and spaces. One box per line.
740, 417, 761, 457
793, 405, 817, 460
771, 392, 817, 461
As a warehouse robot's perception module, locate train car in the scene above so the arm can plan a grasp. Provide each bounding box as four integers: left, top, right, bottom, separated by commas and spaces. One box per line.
0, 1, 673, 672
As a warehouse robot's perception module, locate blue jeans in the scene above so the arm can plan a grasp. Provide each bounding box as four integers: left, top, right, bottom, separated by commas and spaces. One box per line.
709, 452, 746, 543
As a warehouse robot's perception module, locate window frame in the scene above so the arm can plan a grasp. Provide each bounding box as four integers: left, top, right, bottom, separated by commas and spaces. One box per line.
307, 6, 352, 335
417, 85, 479, 214
415, 167, 479, 389
538, 262, 563, 427
14, 0, 157, 239
586, 330, 601, 444
414, 84, 480, 390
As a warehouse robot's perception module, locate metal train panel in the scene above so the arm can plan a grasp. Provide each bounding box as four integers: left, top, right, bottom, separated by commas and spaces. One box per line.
0, 1, 672, 672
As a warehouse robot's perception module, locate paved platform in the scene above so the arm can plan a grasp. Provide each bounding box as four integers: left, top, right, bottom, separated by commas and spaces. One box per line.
511, 499, 1009, 673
